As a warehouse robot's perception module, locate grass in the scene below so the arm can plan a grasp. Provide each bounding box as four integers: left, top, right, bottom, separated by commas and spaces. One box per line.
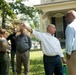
10, 49, 68, 75
29, 50, 44, 75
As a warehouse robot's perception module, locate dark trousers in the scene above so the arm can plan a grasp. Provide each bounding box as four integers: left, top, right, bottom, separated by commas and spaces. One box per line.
0, 53, 10, 75
43, 55, 63, 75
11, 50, 16, 72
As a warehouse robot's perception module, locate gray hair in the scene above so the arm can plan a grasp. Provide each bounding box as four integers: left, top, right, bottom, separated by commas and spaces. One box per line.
67, 10, 76, 18
47, 24, 55, 32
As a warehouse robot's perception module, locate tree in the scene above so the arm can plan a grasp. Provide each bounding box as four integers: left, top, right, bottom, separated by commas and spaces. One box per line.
9, 0, 43, 19
0, 0, 43, 28
0, 0, 15, 28
9, 0, 43, 29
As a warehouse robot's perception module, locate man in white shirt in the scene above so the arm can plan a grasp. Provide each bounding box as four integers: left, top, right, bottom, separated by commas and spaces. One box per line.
21, 24, 66, 75
65, 10, 76, 75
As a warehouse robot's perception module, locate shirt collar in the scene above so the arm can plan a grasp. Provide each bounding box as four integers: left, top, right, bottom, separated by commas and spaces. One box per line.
46, 32, 54, 36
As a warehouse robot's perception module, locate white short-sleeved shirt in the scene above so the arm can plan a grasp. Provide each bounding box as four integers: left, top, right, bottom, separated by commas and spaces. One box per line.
65, 19, 76, 55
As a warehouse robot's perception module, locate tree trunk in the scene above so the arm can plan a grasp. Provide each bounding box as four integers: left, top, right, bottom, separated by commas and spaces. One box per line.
2, 12, 6, 28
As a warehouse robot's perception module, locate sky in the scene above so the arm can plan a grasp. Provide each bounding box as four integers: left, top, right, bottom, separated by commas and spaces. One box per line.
5, 0, 40, 6
24, 0, 40, 6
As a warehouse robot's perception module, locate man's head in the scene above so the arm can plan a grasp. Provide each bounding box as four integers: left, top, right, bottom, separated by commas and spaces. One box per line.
65, 10, 76, 24
13, 28, 17, 34
0, 29, 7, 38
47, 24, 56, 35
19, 23, 25, 35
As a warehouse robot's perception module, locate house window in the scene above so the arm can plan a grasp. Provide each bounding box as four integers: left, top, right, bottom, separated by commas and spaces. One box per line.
55, 17, 64, 40
56, 17, 63, 31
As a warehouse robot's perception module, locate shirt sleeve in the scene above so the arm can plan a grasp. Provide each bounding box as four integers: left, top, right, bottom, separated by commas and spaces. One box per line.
28, 36, 32, 49
65, 26, 75, 55
32, 30, 44, 41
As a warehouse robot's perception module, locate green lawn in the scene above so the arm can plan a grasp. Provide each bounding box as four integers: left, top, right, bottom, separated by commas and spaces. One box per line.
29, 50, 44, 75
10, 49, 68, 75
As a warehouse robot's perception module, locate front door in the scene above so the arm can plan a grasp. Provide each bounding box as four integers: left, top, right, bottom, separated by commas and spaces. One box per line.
55, 17, 65, 47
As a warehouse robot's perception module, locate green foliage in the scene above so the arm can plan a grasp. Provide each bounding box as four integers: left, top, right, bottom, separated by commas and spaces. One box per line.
0, 0, 15, 18
0, 0, 43, 28
0, 0, 15, 28
9, 1, 43, 18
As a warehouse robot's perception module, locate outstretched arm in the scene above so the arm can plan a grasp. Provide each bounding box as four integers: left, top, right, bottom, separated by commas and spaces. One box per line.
25, 26, 33, 33
19, 24, 33, 33
19, 23, 44, 41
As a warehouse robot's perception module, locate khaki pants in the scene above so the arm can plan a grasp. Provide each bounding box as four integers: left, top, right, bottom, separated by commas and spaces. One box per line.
67, 51, 76, 75
16, 50, 30, 75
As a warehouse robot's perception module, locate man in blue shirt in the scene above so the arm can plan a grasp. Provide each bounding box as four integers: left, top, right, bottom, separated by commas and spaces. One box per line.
16, 24, 31, 75
65, 10, 76, 75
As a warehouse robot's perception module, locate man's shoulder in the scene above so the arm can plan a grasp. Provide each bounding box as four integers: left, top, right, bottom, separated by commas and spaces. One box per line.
16, 34, 20, 38
69, 19, 76, 27
8, 33, 14, 37
24, 34, 29, 37
7, 34, 13, 39
66, 24, 72, 29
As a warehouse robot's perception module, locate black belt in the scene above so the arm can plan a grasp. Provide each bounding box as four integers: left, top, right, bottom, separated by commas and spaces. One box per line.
72, 50, 76, 53
0, 51, 9, 54
44, 54, 59, 58
0, 52, 4, 54
18, 49, 28, 53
